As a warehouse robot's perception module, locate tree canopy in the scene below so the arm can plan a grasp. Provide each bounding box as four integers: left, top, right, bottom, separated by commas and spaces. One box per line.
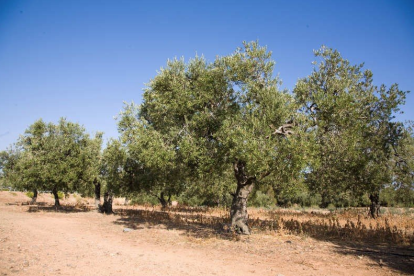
1, 118, 103, 206
117, 41, 306, 233
294, 47, 410, 216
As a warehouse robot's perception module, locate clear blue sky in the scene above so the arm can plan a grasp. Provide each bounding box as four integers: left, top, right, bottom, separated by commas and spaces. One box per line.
1, 0, 413, 151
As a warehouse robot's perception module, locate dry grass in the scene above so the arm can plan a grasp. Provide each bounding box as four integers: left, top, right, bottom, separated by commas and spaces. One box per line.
3, 191, 413, 246
248, 208, 414, 245
115, 203, 414, 246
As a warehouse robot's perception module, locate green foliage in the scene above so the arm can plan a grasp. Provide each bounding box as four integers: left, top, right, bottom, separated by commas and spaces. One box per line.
55, 191, 65, 200
117, 41, 306, 214
327, 203, 336, 212
1, 118, 103, 198
295, 46, 410, 207
0, 146, 22, 189
177, 170, 235, 207
26, 191, 34, 198
129, 192, 159, 206
249, 189, 277, 208
101, 139, 133, 196
381, 186, 414, 207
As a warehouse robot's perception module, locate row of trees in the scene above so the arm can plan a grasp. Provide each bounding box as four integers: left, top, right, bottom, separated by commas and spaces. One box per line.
0, 119, 103, 206
1, 42, 413, 234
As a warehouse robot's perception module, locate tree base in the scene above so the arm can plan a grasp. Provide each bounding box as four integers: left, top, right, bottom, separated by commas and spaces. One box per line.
100, 192, 114, 214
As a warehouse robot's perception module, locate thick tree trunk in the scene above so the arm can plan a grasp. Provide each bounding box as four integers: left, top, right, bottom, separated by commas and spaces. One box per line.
369, 193, 380, 219
101, 192, 113, 214
230, 182, 254, 234
94, 178, 101, 208
30, 189, 38, 205
230, 160, 255, 235
52, 187, 60, 207
158, 192, 171, 210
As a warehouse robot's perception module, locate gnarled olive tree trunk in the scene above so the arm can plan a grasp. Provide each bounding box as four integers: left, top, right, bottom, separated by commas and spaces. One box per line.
30, 189, 38, 205
101, 192, 114, 214
230, 160, 256, 235
52, 187, 60, 207
158, 192, 171, 210
369, 192, 380, 219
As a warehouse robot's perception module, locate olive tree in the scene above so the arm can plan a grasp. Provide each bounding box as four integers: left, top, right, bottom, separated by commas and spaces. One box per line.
294, 47, 409, 217
6, 118, 103, 207
119, 42, 305, 233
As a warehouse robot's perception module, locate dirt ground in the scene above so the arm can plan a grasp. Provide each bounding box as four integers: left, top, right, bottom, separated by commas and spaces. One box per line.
0, 192, 413, 276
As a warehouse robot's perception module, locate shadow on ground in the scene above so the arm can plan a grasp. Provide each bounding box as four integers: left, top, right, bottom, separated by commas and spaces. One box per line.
112, 207, 414, 275
113, 208, 235, 240
7, 201, 97, 213
331, 242, 414, 275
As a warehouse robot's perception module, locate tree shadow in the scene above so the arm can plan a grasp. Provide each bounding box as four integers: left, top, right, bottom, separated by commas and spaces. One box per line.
34, 205, 95, 213
112, 208, 235, 241
113, 207, 414, 274
20, 201, 96, 213
249, 212, 414, 275
331, 241, 414, 274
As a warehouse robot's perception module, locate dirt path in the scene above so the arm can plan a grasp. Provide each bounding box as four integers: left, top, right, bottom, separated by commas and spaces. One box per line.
0, 192, 412, 276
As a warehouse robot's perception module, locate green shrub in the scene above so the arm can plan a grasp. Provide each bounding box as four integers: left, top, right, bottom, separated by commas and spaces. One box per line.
26, 191, 34, 198
51, 191, 65, 200
327, 203, 336, 212
182, 195, 205, 207
130, 193, 159, 206
249, 190, 277, 208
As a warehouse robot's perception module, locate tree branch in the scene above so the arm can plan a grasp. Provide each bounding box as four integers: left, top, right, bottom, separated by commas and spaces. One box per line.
266, 123, 294, 139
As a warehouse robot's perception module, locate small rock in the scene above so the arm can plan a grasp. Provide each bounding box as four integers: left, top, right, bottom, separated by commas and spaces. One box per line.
285, 240, 292, 244
123, 228, 133, 232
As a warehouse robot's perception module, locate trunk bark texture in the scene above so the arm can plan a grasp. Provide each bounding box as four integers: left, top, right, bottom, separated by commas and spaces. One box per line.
230, 160, 255, 235
94, 178, 101, 208
52, 187, 60, 207
369, 193, 380, 219
30, 189, 38, 205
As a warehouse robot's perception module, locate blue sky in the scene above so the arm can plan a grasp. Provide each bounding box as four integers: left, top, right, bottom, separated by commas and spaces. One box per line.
0, 0, 413, 151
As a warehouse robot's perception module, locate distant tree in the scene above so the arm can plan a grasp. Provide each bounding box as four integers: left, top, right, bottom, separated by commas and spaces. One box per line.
389, 123, 414, 206
78, 130, 103, 207
4, 118, 103, 207
101, 139, 140, 212
0, 146, 22, 191
116, 109, 187, 209
294, 47, 409, 217
118, 42, 306, 233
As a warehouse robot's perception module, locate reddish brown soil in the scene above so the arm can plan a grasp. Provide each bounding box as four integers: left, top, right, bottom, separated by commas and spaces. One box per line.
0, 191, 413, 276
